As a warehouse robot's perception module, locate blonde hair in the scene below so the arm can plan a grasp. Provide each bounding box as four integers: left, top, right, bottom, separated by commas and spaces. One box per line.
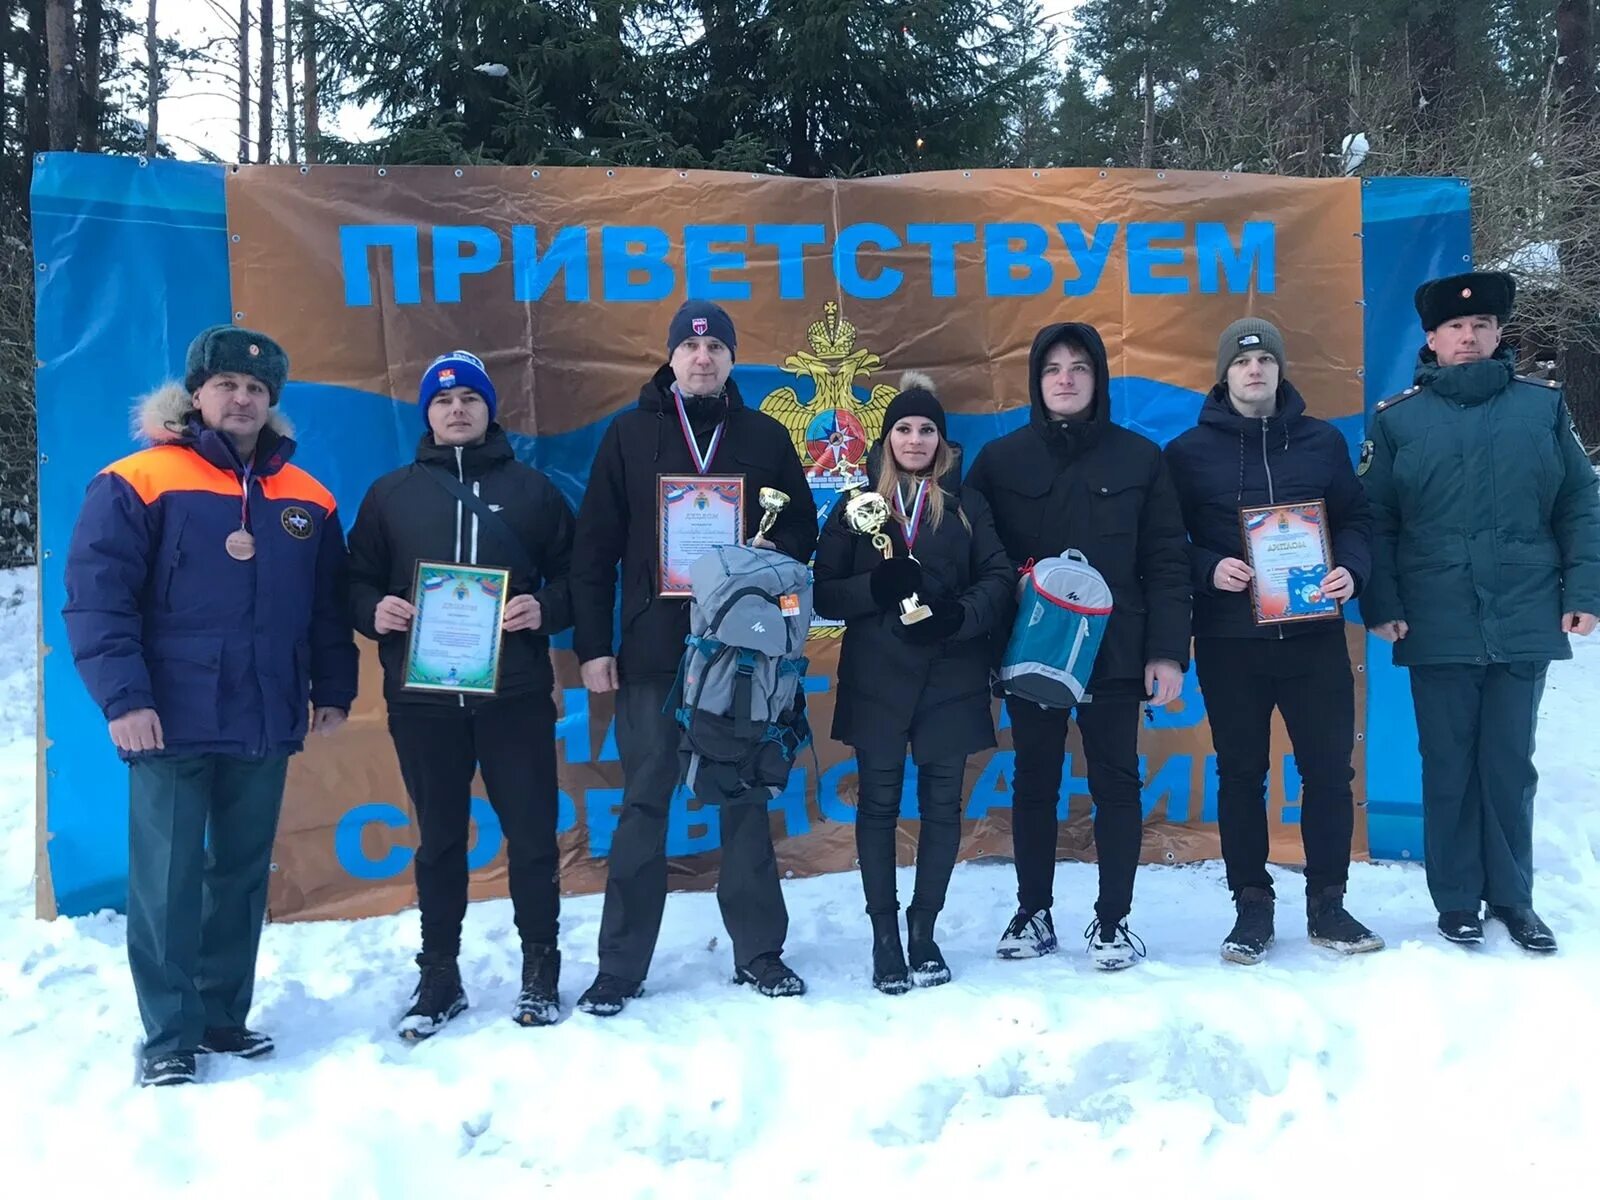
877, 436, 968, 534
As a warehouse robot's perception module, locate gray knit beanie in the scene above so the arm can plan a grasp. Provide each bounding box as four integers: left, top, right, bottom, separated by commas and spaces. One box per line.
1216, 318, 1287, 382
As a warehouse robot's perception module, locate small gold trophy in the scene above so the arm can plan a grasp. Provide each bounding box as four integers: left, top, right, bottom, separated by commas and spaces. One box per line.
843, 490, 932, 625
756, 487, 789, 542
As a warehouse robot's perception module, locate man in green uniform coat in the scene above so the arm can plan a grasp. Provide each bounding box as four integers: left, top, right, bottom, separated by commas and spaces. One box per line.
1361, 270, 1600, 952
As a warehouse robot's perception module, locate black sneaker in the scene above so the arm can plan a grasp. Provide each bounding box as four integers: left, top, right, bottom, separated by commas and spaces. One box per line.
1084, 916, 1146, 971
1438, 909, 1485, 944
140, 1052, 197, 1087
513, 944, 562, 1027
995, 907, 1058, 959
1307, 887, 1385, 955
198, 1026, 275, 1059
906, 908, 951, 988
1487, 906, 1558, 954
398, 954, 468, 1041
576, 972, 644, 1017
1221, 887, 1276, 965
869, 913, 911, 995
734, 952, 807, 997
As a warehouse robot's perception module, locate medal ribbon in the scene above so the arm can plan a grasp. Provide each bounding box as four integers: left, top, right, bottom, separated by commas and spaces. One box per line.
895, 478, 930, 550
673, 385, 726, 474
237, 463, 254, 532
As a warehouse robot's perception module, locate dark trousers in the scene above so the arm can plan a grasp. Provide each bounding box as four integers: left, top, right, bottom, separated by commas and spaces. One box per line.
1007, 696, 1143, 925
855, 749, 965, 918
1409, 661, 1547, 912
597, 677, 787, 981
1193, 629, 1356, 898
388, 694, 561, 958
126, 753, 288, 1057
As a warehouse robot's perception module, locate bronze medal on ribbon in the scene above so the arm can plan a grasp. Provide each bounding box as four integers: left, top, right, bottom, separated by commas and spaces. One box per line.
225, 529, 257, 560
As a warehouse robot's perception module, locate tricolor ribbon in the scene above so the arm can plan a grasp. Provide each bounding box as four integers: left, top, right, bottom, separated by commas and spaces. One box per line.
672, 385, 725, 474
895, 478, 930, 550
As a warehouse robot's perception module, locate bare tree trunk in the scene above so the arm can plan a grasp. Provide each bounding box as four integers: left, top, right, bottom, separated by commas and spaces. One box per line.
145, 0, 158, 155
45, 0, 76, 151
237, 0, 250, 162
301, 0, 317, 163
1139, 0, 1155, 169
283, 1, 297, 163
78, 0, 100, 151
1556, 0, 1600, 444
257, 0, 273, 162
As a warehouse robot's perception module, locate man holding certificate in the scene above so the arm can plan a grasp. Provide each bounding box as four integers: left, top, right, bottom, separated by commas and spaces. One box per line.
348, 350, 576, 1038
570, 300, 817, 1016
1166, 319, 1381, 966
1361, 272, 1600, 953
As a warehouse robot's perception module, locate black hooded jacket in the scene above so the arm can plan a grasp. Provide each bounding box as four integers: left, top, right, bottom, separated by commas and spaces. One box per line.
1164, 379, 1372, 640
347, 425, 576, 708
813, 442, 1014, 760
964, 323, 1192, 698
571, 365, 819, 682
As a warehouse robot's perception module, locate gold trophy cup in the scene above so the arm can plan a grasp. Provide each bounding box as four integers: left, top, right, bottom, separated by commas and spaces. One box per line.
756, 487, 789, 542
843, 490, 932, 625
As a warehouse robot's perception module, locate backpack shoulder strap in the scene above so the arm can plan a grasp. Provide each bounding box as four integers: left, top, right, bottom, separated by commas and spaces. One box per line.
422, 464, 536, 576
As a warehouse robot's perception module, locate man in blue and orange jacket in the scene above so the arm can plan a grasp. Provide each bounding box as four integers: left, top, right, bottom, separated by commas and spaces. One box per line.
63, 325, 358, 1087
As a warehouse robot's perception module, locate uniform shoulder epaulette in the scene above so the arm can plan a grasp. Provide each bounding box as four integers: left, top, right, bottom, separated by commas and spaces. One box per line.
1514, 374, 1562, 389
1374, 385, 1421, 414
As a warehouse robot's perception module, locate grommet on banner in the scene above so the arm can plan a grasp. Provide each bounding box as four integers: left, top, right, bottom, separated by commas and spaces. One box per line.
1356, 732, 1366, 741
35, 153, 45, 165
1099, 170, 1108, 178
37, 262, 46, 273
377, 168, 387, 177
962, 171, 971, 178
1157, 171, 1167, 180
606, 169, 616, 177
39, 453, 48, 464
1032, 170, 1040, 178
1356, 366, 1365, 377
1222, 173, 1231, 180
678, 172, 687, 179
1401, 849, 1413, 859
531, 169, 540, 178
229, 165, 239, 174
299, 165, 309, 175
137, 156, 148, 168
453, 168, 463, 177
231, 234, 241, 243
234, 311, 245, 320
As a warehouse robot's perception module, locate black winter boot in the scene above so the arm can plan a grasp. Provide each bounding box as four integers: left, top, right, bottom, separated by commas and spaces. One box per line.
514, 944, 561, 1026
1221, 887, 1275, 965
398, 954, 468, 1041
576, 973, 644, 1017
906, 908, 951, 988
198, 1026, 275, 1058
734, 952, 807, 997
869, 913, 911, 994
1487, 906, 1557, 953
1307, 886, 1385, 954
1438, 908, 1485, 945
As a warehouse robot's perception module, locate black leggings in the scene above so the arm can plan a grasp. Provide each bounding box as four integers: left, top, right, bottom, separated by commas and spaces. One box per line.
855, 749, 966, 917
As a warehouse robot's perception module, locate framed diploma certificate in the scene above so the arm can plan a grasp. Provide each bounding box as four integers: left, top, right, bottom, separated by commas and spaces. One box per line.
658, 474, 745, 597
1238, 500, 1341, 625
403, 561, 510, 694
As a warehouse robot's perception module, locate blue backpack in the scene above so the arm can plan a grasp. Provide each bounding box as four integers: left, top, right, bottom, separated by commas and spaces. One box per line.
998, 550, 1114, 708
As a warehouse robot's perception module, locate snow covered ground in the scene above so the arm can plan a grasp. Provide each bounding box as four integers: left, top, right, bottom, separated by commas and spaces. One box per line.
2, 562, 1597, 1196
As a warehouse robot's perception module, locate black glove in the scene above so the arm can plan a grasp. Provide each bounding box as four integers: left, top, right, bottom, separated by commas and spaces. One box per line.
870, 557, 923, 611
896, 599, 964, 645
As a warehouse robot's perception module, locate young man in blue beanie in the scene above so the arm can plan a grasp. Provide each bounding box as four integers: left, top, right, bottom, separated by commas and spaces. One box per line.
570, 300, 819, 1015
347, 349, 577, 1037
1166, 318, 1382, 965
63, 324, 358, 1086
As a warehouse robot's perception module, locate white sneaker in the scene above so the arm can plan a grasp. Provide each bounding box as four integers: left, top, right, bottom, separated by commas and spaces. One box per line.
996, 908, 1058, 958
1085, 918, 1146, 971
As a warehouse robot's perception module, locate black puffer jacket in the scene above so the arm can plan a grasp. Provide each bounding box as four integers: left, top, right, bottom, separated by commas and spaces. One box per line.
571, 366, 819, 682
1164, 380, 1372, 639
964, 323, 1192, 699
347, 426, 575, 707
813, 445, 1014, 761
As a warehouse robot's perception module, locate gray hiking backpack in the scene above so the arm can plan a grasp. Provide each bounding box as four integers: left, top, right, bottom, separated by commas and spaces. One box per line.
672, 544, 813, 798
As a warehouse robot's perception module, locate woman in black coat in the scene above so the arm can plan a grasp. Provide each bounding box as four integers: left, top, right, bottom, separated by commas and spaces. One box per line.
813, 375, 1014, 993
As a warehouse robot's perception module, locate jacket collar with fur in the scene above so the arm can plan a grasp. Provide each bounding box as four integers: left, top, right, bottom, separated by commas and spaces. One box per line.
134, 381, 298, 474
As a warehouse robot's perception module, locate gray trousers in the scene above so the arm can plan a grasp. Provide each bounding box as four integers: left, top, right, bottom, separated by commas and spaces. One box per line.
1409, 662, 1547, 912
596, 677, 788, 982
127, 753, 288, 1057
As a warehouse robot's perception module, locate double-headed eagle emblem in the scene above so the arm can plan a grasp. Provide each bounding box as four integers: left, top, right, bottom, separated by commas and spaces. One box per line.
760, 302, 898, 483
